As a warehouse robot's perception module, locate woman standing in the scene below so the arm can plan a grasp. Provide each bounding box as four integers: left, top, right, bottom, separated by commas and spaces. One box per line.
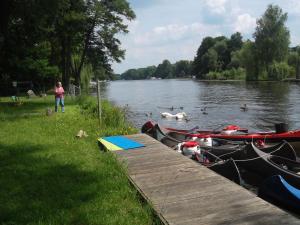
55, 81, 65, 112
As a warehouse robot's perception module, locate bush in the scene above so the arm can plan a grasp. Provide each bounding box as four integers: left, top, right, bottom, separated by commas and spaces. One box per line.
205, 68, 245, 80
76, 95, 137, 135
267, 62, 295, 80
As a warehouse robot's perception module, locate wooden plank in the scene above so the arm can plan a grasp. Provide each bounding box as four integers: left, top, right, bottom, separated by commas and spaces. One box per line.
112, 134, 300, 225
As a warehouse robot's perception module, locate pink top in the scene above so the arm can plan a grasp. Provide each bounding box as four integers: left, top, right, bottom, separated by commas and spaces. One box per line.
55, 87, 64, 98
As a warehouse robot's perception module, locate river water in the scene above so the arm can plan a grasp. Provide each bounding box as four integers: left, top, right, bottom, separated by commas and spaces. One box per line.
99, 79, 300, 132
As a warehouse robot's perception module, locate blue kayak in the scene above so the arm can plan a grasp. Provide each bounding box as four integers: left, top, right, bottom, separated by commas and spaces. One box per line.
258, 175, 300, 212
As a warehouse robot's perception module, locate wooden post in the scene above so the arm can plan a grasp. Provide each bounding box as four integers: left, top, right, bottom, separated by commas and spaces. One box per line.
97, 80, 101, 125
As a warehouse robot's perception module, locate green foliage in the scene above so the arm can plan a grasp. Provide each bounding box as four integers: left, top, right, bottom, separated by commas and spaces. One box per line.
154, 59, 173, 79
254, 4, 290, 77
238, 41, 259, 80
192, 34, 242, 79
205, 68, 245, 80
77, 95, 135, 134
0, 0, 135, 94
80, 64, 93, 94
173, 60, 192, 77
121, 60, 193, 80
267, 62, 294, 80
121, 66, 157, 80
288, 46, 300, 79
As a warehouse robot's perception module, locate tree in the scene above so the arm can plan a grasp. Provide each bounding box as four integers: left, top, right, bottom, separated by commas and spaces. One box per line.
228, 32, 243, 52
174, 60, 191, 77
154, 60, 173, 79
239, 41, 259, 80
0, 0, 135, 95
192, 37, 216, 78
213, 39, 229, 70
254, 4, 290, 78
288, 46, 300, 79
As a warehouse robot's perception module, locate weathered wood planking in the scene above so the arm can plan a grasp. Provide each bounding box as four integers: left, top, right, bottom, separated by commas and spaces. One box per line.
114, 134, 299, 225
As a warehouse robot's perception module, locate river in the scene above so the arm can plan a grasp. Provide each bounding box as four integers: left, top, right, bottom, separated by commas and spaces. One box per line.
98, 79, 300, 132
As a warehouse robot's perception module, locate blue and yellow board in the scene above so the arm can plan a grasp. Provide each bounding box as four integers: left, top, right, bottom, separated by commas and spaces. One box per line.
98, 136, 145, 151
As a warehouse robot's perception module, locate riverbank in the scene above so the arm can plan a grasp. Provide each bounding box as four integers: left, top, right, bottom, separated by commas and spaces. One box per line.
0, 96, 155, 224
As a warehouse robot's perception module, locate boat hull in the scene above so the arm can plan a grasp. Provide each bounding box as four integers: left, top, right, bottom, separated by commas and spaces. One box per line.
237, 142, 300, 189
258, 175, 300, 213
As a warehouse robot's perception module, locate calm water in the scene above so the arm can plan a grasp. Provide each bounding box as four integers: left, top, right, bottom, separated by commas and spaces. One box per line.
98, 79, 300, 132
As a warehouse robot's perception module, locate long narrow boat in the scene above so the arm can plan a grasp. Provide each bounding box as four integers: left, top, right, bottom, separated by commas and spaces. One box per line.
236, 142, 300, 189
142, 121, 300, 154
207, 159, 242, 185
150, 123, 244, 161
258, 175, 300, 213
145, 123, 298, 162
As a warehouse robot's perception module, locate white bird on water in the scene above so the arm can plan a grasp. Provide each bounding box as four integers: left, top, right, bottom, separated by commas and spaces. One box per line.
161, 112, 187, 120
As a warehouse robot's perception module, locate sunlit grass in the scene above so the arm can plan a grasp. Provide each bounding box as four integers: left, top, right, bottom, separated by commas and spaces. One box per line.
0, 96, 155, 225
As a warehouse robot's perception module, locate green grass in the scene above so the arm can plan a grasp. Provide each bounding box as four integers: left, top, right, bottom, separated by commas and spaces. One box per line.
0, 96, 156, 225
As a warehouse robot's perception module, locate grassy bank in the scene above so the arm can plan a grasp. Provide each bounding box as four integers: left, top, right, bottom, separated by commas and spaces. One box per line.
0, 96, 155, 225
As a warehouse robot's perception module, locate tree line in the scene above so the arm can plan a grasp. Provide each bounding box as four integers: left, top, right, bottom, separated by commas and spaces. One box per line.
120, 60, 192, 80
121, 4, 300, 81
0, 0, 134, 94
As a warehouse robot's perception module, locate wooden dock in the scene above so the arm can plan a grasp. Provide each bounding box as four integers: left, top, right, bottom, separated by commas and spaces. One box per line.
114, 134, 299, 225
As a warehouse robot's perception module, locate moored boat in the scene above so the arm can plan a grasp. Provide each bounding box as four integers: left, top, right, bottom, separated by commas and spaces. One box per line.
141, 121, 300, 155
258, 175, 300, 213
236, 142, 300, 188
207, 159, 242, 185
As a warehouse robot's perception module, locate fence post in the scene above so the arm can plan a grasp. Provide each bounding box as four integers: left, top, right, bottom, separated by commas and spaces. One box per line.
97, 80, 101, 125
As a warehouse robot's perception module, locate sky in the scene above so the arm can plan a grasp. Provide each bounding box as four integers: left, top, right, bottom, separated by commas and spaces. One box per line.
112, 0, 300, 74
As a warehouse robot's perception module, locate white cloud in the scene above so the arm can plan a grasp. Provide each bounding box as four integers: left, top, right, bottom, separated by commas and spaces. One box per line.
205, 0, 227, 14
233, 13, 256, 34
286, 0, 300, 15
134, 22, 219, 45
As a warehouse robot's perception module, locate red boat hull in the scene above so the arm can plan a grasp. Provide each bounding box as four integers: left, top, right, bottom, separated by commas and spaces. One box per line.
141, 121, 300, 154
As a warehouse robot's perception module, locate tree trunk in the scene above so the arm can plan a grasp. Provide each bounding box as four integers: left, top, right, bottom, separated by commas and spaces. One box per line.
74, 14, 97, 85
61, 37, 67, 85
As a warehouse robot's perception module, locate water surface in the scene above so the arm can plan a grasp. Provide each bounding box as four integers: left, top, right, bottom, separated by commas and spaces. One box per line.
99, 80, 300, 132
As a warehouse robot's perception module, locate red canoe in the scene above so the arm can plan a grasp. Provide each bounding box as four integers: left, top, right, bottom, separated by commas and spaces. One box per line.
141, 121, 300, 153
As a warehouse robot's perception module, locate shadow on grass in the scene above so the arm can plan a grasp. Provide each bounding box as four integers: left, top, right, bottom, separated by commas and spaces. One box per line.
0, 142, 98, 224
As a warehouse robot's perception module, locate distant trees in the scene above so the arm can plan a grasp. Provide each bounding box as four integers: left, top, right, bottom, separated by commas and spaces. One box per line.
288, 47, 300, 79
253, 4, 290, 80
121, 60, 192, 80
192, 33, 243, 79
191, 4, 295, 81
121, 4, 296, 81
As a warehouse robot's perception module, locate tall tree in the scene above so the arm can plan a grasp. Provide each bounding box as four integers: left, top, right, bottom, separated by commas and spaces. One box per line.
154, 60, 173, 79
239, 41, 259, 80
192, 37, 216, 78
253, 4, 290, 78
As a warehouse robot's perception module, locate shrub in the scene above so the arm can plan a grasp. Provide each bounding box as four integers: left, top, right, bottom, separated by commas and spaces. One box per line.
267, 62, 294, 80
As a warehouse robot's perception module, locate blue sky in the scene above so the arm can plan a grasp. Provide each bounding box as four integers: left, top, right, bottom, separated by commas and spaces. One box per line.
112, 0, 300, 74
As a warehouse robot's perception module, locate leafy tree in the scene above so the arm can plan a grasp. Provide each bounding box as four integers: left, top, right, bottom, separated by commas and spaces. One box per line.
192, 37, 216, 78
174, 60, 191, 77
0, 0, 135, 94
202, 49, 218, 72
228, 32, 243, 52
213, 39, 229, 70
254, 4, 290, 78
268, 62, 294, 80
154, 60, 173, 79
239, 41, 259, 80
288, 46, 300, 79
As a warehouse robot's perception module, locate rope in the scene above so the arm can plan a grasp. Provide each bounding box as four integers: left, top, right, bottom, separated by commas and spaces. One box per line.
234, 142, 286, 162
216, 146, 244, 158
